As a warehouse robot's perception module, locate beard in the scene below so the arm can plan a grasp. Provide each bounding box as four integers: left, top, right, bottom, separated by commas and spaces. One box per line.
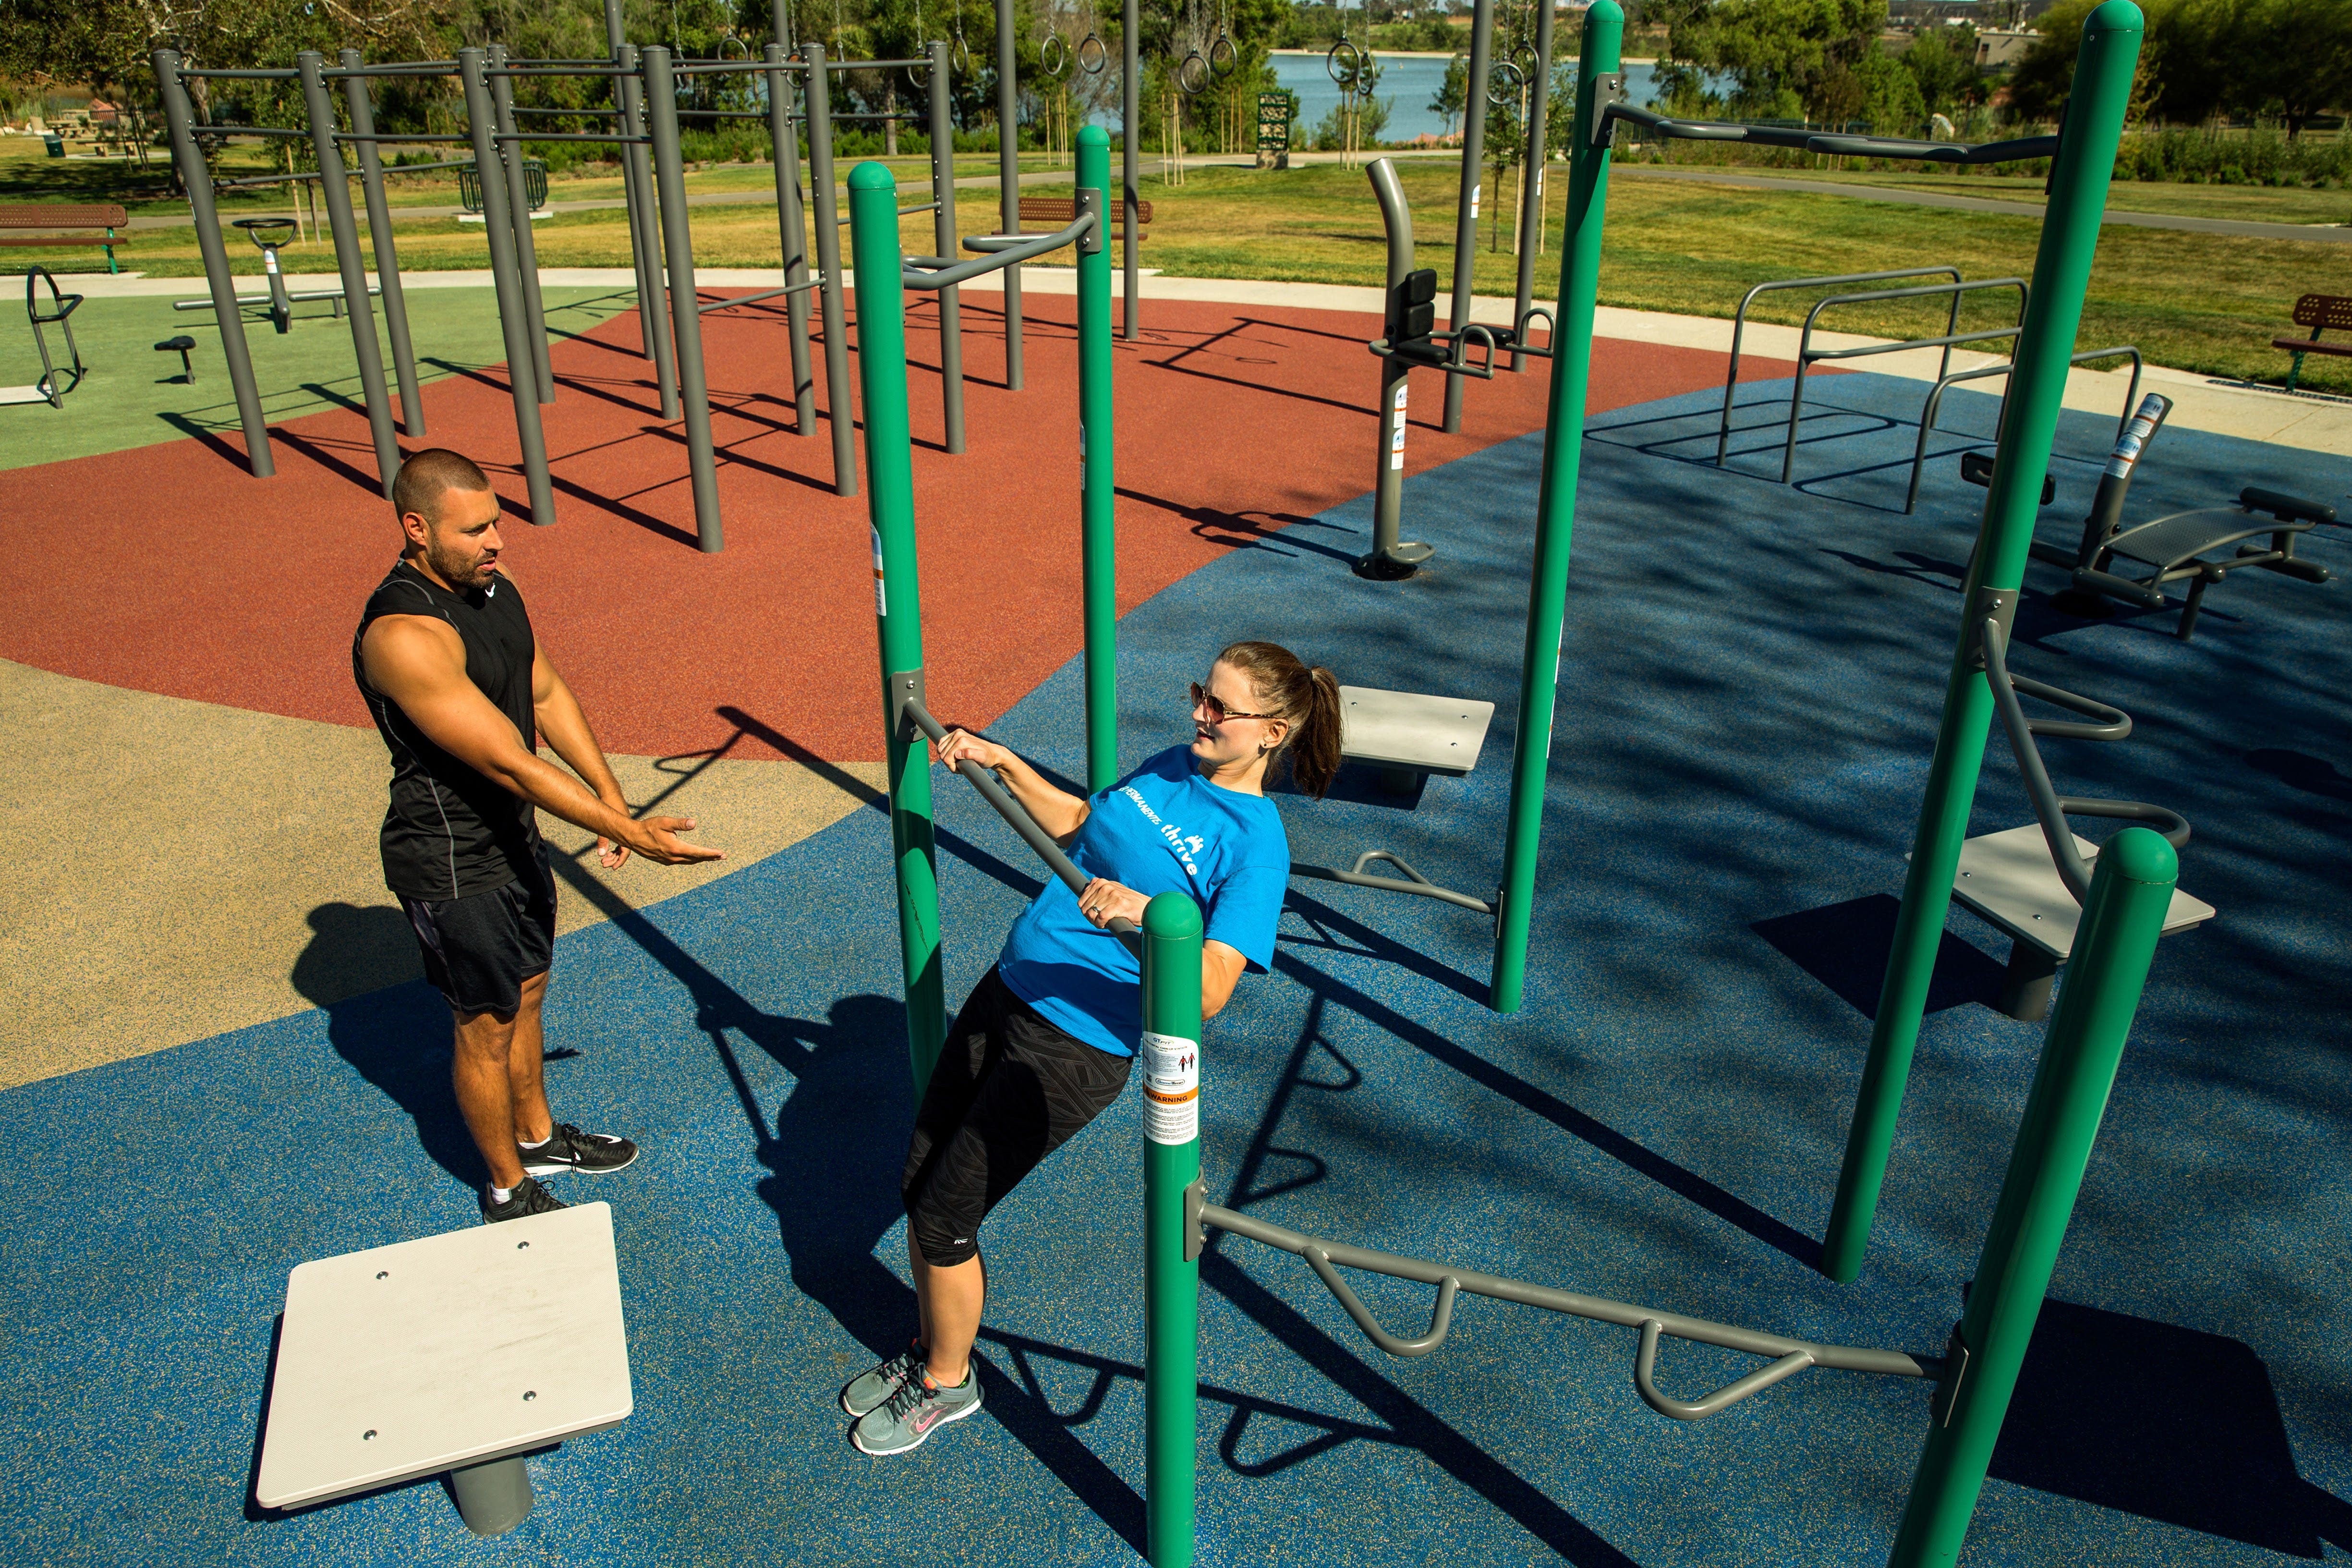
424, 535, 497, 591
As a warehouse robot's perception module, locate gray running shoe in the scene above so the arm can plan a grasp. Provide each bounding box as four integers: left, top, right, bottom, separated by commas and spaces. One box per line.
480, 1176, 566, 1224
851, 1365, 982, 1456
840, 1340, 926, 1418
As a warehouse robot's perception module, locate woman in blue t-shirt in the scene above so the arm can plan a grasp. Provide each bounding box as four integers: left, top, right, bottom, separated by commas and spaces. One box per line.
844, 641, 1343, 1456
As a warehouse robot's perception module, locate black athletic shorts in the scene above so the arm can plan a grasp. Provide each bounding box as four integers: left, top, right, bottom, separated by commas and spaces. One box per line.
901, 964, 1133, 1268
400, 849, 557, 1018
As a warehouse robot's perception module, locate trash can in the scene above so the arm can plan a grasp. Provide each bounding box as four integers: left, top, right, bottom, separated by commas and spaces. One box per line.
43, 134, 65, 157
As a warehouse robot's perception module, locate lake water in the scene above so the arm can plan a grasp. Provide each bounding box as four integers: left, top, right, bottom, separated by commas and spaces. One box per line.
1268, 51, 1674, 145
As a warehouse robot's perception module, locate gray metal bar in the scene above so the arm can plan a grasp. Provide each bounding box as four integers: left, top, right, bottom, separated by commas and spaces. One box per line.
643, 46, 724, 552
1362, 158, 1431, 578
1290, 851, 1493, 915
179, 68, 302, 80
1595, 99, 2056, 164
617, 46, 679, 419
486, 130, 648, 145
1443, 0, 1494, 434
1715, 267, 1961, 468
341, 49, 424, 440
297, 50, 401, 497
803, 43, 857, 496
928, 41, 967, 456
153, 49, 273, 478
997, 0, 1024, 391
601, 0, 658, 376
766, 40, 817, 438
1196, 1199, 1935, 1402
449, 1455, 533, 1536
694, 280, 821, 312
897, 689, 1141, 948
907, 211, 1091, 289
489, 46, 556, 406
174, 286, 381, 311
1508, 0, 1553, 373
509, 106, 625, 116
459, 48, 555, 523
1121, 0, 1139, 340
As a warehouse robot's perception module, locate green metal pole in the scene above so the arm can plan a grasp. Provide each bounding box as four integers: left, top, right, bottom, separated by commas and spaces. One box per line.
1488, 0, 1619, 1015
1076, 124, 1119, 793
1140, 891, 1204, 1568
1820, 1, 2144, 1283
849, 160, 946, 1095
1886, 825, 2177, 1567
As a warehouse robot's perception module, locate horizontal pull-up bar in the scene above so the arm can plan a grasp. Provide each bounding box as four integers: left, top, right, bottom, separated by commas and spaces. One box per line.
179, 68, 298, 80
325, 132, 473, 144
509, 105, 624, 117
488, 64, 631, 79
321, 61, 461, 77
491, 130, 648, 145
195, 124, 310, 138
840, 201, 940, 225
1806, 325, 2027, 363
897, 690, 1141, 948
1589, 86, 2060, 165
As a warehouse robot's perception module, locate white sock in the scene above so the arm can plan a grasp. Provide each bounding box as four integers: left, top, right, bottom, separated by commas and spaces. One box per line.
519, 1133, 550, 1149
490, 1184, 515, 1205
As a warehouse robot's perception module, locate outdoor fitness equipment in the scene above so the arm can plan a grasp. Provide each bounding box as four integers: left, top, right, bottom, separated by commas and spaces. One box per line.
1481, 0, 2153, 1313
1139, 822, 2177, 1566
2025, 392, 2338, 639
153, 14, 974, 540
857, 125, 1119, 1092
18, 267, 87, 411
1146, 18, 2168, 1555
234, 217, 300, 334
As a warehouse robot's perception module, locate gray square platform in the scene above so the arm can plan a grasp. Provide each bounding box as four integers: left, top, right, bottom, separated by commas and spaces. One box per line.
1952, 825, 2215, 958
1337, 685, 1496, 778
255, 1201, 631, 1517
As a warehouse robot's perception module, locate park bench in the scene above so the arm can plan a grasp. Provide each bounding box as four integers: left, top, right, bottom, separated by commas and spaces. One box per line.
1019, 195, 1151, 241
0, 204, 132, 275
2273, 293, 2352, 394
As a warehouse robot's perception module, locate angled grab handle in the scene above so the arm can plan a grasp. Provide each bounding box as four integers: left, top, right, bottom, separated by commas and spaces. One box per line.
1633, 1320, 1816, 1421
1301, 1245, 1460, 1358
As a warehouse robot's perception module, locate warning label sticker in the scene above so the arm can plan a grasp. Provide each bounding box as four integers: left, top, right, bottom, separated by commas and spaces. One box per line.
870, 527, 887, 617
1140, 1031, 1200, 1146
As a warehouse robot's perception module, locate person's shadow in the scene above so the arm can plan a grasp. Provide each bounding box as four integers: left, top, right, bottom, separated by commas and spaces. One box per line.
291, 900, 484, 1188
703, 991, 920, 1354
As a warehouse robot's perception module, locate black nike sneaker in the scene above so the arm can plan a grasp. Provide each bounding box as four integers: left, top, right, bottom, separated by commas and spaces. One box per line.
481, 1176, 568, 1224
518, 1122, 639, 1177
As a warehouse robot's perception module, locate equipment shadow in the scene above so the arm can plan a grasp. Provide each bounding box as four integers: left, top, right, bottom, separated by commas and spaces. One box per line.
1987, 1295, 2352, 1557
1750, 894, 2005, 1020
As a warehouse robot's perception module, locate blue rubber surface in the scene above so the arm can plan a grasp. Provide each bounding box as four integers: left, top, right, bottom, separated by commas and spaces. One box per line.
4, 373, 2348, 1565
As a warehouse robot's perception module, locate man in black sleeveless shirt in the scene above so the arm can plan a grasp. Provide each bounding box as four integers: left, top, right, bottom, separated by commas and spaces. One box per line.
356, 450, 721, 1222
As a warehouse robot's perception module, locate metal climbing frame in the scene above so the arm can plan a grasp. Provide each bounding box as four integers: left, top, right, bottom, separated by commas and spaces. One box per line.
1141, 644, 2177, 1568
1482, 0, 2136, 1035
857, 124, 1118, 1094
1714, 266, 1963, 466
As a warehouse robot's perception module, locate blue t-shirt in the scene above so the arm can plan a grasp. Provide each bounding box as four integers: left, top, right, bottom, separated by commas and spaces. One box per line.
998, 746, 1290, 1056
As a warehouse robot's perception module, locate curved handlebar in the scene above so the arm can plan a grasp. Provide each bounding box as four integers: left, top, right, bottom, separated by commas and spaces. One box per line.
902, 206, 1097, 290
1303, 1246, 1460, 1357
1982, 617, 2189, 906
1634, 1322, 1816, 1421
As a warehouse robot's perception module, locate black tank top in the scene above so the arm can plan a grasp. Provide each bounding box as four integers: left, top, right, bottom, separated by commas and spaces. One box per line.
352, 560, 543, 901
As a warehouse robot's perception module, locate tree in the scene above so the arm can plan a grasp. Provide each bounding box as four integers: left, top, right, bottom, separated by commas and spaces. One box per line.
2226, 0, 2352, 136
1897, 23, 1988, 118
1657, 0, 1896, 123
1429, 48, 1467, 136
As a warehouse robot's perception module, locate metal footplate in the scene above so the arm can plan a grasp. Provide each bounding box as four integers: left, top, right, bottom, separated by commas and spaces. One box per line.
1184, 1181, 1939, 1422
1289, 686, 1500, 921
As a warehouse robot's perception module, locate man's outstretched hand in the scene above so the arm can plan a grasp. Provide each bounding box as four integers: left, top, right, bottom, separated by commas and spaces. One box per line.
602, 814, 723, 868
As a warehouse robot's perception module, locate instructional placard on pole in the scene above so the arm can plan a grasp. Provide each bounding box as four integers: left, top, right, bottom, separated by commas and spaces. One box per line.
1140, 1031, 1199, 1145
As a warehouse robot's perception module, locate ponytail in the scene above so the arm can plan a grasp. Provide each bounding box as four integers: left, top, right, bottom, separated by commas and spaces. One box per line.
1216, 641, 1345, 800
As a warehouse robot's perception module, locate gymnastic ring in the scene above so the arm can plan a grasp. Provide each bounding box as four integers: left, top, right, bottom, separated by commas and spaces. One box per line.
1510, 41, 1540, 79
1078, 31, 1110, 74
1176, 49, 1211, 97
1208, 32, 1239, 79
1327, 40, 1362, 90
1486, 59, 1525, 107
1041, 33, 1069, 76
952, 36, 974, 75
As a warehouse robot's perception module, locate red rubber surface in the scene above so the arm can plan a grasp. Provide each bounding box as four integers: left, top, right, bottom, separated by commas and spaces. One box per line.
0, 294, 1784, 761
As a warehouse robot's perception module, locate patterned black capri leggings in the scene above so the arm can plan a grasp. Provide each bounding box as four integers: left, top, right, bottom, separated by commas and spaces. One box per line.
900, 965, 1133, 1268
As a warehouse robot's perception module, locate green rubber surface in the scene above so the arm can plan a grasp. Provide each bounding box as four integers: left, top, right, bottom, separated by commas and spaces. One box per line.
0, 284, 636, 472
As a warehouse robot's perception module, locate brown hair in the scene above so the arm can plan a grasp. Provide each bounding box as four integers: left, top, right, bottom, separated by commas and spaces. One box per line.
392, 448, 492, 529
1217, 641, 1344, 800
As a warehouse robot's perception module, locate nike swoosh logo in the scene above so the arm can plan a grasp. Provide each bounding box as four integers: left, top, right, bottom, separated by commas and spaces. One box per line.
915, 1407, 942, 1434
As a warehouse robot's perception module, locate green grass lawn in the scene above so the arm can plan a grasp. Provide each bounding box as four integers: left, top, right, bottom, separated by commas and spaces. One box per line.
9, 137, 2343, 397
0, 285, 635, 471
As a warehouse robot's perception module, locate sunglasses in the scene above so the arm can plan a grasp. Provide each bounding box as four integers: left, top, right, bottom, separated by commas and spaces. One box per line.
1190, 680, 1275, 725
